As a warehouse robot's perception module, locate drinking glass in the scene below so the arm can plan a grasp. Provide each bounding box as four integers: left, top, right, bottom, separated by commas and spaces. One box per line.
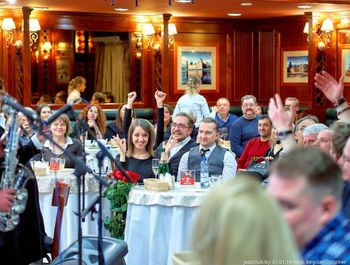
152, 158, 159, 178
209, 175, 223, 188
219, 127, 229, 141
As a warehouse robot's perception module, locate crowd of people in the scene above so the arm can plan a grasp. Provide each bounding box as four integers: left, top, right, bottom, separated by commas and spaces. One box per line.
0, 70, 350, 264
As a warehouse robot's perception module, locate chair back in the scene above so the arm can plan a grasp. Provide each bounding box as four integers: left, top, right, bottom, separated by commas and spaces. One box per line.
51, 181, 70, 259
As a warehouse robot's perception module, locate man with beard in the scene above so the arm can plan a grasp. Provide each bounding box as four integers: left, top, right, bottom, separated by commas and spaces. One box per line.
156, 112, 197, 178
229, 95, 260, 158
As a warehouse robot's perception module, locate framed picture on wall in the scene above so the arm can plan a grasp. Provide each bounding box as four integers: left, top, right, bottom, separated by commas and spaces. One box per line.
282, 50, 308, 84
56, 57, 71, 84
341, 48, 350, 83
175, 45, 218, 92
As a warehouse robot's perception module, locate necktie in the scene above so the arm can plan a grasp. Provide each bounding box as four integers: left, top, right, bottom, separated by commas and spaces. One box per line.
200, 148, 210, 158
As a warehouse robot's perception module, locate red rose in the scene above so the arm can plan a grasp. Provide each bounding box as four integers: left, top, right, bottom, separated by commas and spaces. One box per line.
110, 170, 140, 184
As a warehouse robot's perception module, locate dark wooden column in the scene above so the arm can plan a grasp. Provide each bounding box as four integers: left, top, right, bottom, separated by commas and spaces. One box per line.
22, 7, 32, 106
161, 14, 171, 94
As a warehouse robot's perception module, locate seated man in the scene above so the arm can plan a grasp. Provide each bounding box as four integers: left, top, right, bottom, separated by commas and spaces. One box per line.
302, 123, 328, 146
229, 95, 259, 158
178, 117, 237, 181
313, 128, 333, 154
210, 97, 237, 140
156, 112, 197, 178
285, 96, 305, 120
237, 115, 272, 170
268, 147, 350, 263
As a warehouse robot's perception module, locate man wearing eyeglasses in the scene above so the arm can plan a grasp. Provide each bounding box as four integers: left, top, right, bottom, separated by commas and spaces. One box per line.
229, 95, 260, 158
178, 117, 237, 181
156, 112, 197, 178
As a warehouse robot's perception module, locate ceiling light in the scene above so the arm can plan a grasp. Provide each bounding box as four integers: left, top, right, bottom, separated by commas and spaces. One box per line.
33, 6, 49, 10
6, 0, 16, 4
114, 8, 128, 11
175, 0, 193, 3
241, 2, 252, 6
298, 5, 312, 9
228, 13, 242, 17
0, 2, 6, 5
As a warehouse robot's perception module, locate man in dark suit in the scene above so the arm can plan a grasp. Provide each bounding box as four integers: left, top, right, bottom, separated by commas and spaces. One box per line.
156, 112, 197, 178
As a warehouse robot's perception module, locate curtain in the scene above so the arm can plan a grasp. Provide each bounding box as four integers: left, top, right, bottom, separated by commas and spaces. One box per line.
94, 38, 130, 103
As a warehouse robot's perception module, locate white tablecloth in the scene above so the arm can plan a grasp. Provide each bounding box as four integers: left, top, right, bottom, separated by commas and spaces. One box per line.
37, 170, 111, 252
124, 184, 209, 265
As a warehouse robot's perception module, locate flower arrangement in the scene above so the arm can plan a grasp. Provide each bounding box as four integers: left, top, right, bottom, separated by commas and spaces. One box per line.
104, 169, 139, 239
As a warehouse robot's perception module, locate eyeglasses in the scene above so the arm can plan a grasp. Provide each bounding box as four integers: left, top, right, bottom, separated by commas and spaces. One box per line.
242, 103, 255, 108
171, 122, 189, 130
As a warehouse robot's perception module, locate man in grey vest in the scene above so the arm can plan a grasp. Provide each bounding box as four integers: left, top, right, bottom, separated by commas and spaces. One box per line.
178, 117, 237, 181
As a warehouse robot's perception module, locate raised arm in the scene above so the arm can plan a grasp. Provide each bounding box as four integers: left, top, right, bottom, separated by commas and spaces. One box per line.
123, 91, 137, 135
154, 90, 167, 149
268, 94, 296, 153
315, 71, 350, 123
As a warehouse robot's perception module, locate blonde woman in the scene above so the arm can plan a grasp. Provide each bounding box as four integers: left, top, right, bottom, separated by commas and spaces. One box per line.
173, 76, 210, 128
190, 173, 300, 265
66, 76, 86, 103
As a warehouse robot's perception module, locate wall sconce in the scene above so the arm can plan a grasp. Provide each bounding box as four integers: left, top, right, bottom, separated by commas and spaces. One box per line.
1, 17, 41, 49
135, 22, 177, 52
41, 41, 52, 60
317, 18, 334, 51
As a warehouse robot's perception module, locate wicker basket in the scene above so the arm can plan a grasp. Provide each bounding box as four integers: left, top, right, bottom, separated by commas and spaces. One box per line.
144, 178, 169, 192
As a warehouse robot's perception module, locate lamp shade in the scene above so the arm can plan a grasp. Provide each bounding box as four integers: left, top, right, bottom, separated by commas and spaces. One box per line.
303, 22, 309, 34
321, 18, 334, 33
43, 41, 52, 51
29, 18, 41, 32
143, 23, 155, 35
168, 24, 177, 36
1, 18, 16, 30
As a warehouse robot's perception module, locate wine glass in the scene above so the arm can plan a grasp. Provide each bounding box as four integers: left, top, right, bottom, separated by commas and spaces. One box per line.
152, 158, 159, 178
219, 127, 228, 141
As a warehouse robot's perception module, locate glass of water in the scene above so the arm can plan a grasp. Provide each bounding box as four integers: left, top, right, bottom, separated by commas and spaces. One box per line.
209, 175, 223, 188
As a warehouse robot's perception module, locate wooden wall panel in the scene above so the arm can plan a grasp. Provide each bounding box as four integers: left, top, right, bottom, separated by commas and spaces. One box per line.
257, 30, 276, 105
232, 31, 254, 105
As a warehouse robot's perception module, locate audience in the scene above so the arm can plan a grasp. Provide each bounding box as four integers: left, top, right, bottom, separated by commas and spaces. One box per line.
302, 123, 328, 146
35, 114, 84, 168
173, 76, 210, 128
190, 174, 300, 265
238, 115, 272, 170
104, 91, 115, 103
54, 90, 67, 104
36, 103, 52, 121
90, 91, 105, 104
229, 95, 259, 157
210, 97, 237, 140
113, 91, 166, 183
67, 76, 86, 103
285, 96, 305, 120
72, 103, 106, 141
267, 147, 350, 263
156, 112, 197, 178
36, 94, 52, 104
178, 117, 237, 181
313, 128, 333, 154
294, 115, 319, 146
104, 103, 135, 141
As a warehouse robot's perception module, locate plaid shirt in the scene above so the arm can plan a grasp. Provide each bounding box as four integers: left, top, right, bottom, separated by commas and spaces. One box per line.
302, 213, 350, 264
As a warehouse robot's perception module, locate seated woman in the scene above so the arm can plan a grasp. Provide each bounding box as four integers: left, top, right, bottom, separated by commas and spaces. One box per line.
72, 103, 107, 141
113, 91, 166, 183
34, 114, 84, 168
104, 103, 136, 141
36, 103, 52, 121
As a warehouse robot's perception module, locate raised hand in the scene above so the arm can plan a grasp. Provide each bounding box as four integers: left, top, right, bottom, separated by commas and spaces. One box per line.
0, 189, 15, 213
314, 71, 344, 103
164, 136, 177, 153
154, 90, 167, 107
268, 94, 293, 131
211, 106, 218, 113
113, 134, 126, 154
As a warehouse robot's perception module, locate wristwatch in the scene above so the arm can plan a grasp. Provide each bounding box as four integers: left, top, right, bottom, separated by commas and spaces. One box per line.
277, 130, 293, 139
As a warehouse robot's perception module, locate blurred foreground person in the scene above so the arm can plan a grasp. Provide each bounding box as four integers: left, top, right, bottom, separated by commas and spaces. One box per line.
268, 147, 350, 263
188, 174, 300, 265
